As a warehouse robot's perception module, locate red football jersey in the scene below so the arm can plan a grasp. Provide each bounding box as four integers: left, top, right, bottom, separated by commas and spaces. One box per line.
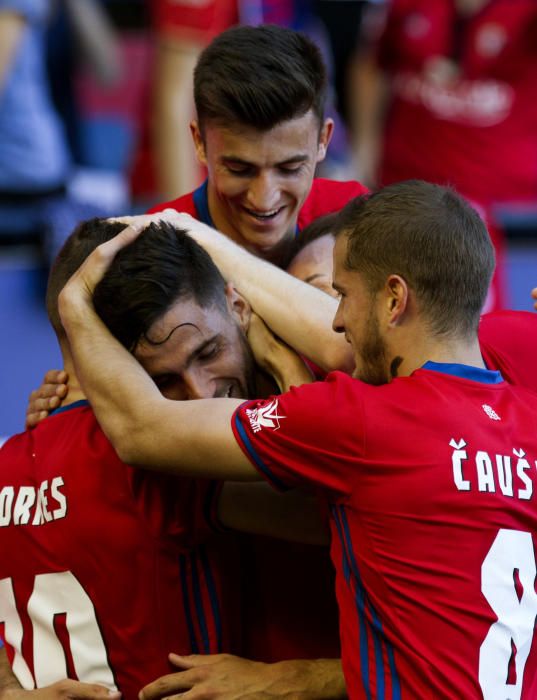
233, 364, 537, 699
375, 0, 537, 207
0, 401, 232, 698
148, 178, 368, 235
149, 176, 366, 662
479, 310, 537, 391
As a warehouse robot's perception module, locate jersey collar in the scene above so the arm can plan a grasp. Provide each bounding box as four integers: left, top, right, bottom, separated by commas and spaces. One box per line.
50, 399, 90, 416
422, 361, 503, 384
192, 180, 214, 227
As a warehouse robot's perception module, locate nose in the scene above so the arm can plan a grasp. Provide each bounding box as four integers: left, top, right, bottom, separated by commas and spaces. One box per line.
183, 368, 214, 400
246, 172, 279, 212
332, 302, 344, 334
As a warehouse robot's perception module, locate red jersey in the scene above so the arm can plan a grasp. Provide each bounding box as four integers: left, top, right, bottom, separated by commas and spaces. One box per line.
0, 401, 232, 698
479, 310, 537, 391
148, 178, 368, 235
375, 0, 537, 208
150, 177, 365, 660
233, 364, 537, 699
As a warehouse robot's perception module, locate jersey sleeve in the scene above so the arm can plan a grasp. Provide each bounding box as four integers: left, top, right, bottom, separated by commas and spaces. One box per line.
479, 310, 537, 392
232, 372, 364, 499
146, 191, 197, 216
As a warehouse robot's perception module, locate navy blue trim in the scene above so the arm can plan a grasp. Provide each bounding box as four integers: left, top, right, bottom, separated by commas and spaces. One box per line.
179, 553, 199, 653
422, 361, 503, 384
332, 506, 371, 700
192, 180, 213, 227
332, 505, 402, 700
233, 414, 289, 491
190, 551, 210, 653
50, 399, 89, 416
199, 545, 223, 652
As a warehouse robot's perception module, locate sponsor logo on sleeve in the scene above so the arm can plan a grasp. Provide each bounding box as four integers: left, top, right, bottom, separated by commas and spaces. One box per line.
246, 399, 286, 434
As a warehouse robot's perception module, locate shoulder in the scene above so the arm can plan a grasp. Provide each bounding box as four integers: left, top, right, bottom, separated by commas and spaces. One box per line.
298, 178, 369, 229
479, 310, 537, 391
146, 190, 197, 215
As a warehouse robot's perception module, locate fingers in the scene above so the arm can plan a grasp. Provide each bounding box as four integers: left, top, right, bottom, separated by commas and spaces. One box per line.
139, 671, 193, 700
49, 679, 121, 699
25, 410, 50, 430
168, 653, 227, 669
62, 222, 146, 304
44, 369, 68, 385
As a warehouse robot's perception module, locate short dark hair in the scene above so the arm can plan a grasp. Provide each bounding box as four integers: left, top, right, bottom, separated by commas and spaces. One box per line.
47, 219, 228, 350
334, 180, 495, 338
194, 24, 327, 132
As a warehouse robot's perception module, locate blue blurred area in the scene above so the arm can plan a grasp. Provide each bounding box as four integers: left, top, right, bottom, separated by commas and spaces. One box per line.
0, 250, 62, 440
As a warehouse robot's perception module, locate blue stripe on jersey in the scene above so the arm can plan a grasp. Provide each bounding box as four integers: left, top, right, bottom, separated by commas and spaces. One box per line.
422, 361, 503, 384
199, 545, 223, 652
190, 551, 211, 652
332, 506, 372, 700
333, 505, 402, 700
233, 414, 289, 491
179, 553, 199, 654
192, 180, 213, 226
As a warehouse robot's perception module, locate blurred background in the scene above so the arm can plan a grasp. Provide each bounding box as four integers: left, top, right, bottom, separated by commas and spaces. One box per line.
1, 0, 536, 441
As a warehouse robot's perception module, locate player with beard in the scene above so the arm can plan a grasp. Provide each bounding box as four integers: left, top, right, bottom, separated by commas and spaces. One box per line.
0, 219, 340, 698
57, 180, 537, 699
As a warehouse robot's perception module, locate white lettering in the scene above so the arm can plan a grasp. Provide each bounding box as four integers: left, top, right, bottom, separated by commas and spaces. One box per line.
476, 451, 495, 493
450, 438, 470, 491
495, 455, 513, 497
0, 487, 14, 526
13, 487, 36, 525
51, 477, 66, 520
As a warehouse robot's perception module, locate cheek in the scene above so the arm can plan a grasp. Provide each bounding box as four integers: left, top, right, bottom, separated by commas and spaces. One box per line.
212, 172, 247, 200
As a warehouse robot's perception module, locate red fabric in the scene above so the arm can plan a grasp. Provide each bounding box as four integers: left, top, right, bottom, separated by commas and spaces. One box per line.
233, 369, 537, 698
151, 0, 239, 43
376, 0, 537, 207
479, 310, 537, 389
0, 403, 233, 694
149, 178, 367, 661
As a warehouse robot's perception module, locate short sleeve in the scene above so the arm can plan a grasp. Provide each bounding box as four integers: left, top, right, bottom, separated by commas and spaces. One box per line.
232, 372, 365, 499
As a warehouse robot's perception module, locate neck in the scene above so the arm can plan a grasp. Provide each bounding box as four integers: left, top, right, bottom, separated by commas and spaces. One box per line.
391, 330, 485, 379
60, 348, 87, 406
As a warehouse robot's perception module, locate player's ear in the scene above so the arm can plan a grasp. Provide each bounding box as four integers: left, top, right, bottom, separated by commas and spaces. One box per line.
385, 275, 409, 326
190, 120, 207, 166
225, 283, 251, 331
316, 118, 334, 163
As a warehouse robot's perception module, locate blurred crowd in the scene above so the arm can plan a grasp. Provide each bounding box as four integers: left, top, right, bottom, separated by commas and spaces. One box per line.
2, 0, 536, 272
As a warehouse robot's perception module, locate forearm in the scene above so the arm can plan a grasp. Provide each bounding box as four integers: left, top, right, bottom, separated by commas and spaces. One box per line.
218, 483, 329, 545
60, 297, 249, 478
265, 658, 346, 699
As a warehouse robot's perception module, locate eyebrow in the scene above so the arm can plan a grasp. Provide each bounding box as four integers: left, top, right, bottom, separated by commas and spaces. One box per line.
184, 334, 221, 369
304, 273, 327, 284
221, 154, 309, 166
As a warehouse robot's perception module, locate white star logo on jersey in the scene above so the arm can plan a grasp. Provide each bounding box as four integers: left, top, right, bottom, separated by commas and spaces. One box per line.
482, 404, 501, 421
246, 399, 286, 433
